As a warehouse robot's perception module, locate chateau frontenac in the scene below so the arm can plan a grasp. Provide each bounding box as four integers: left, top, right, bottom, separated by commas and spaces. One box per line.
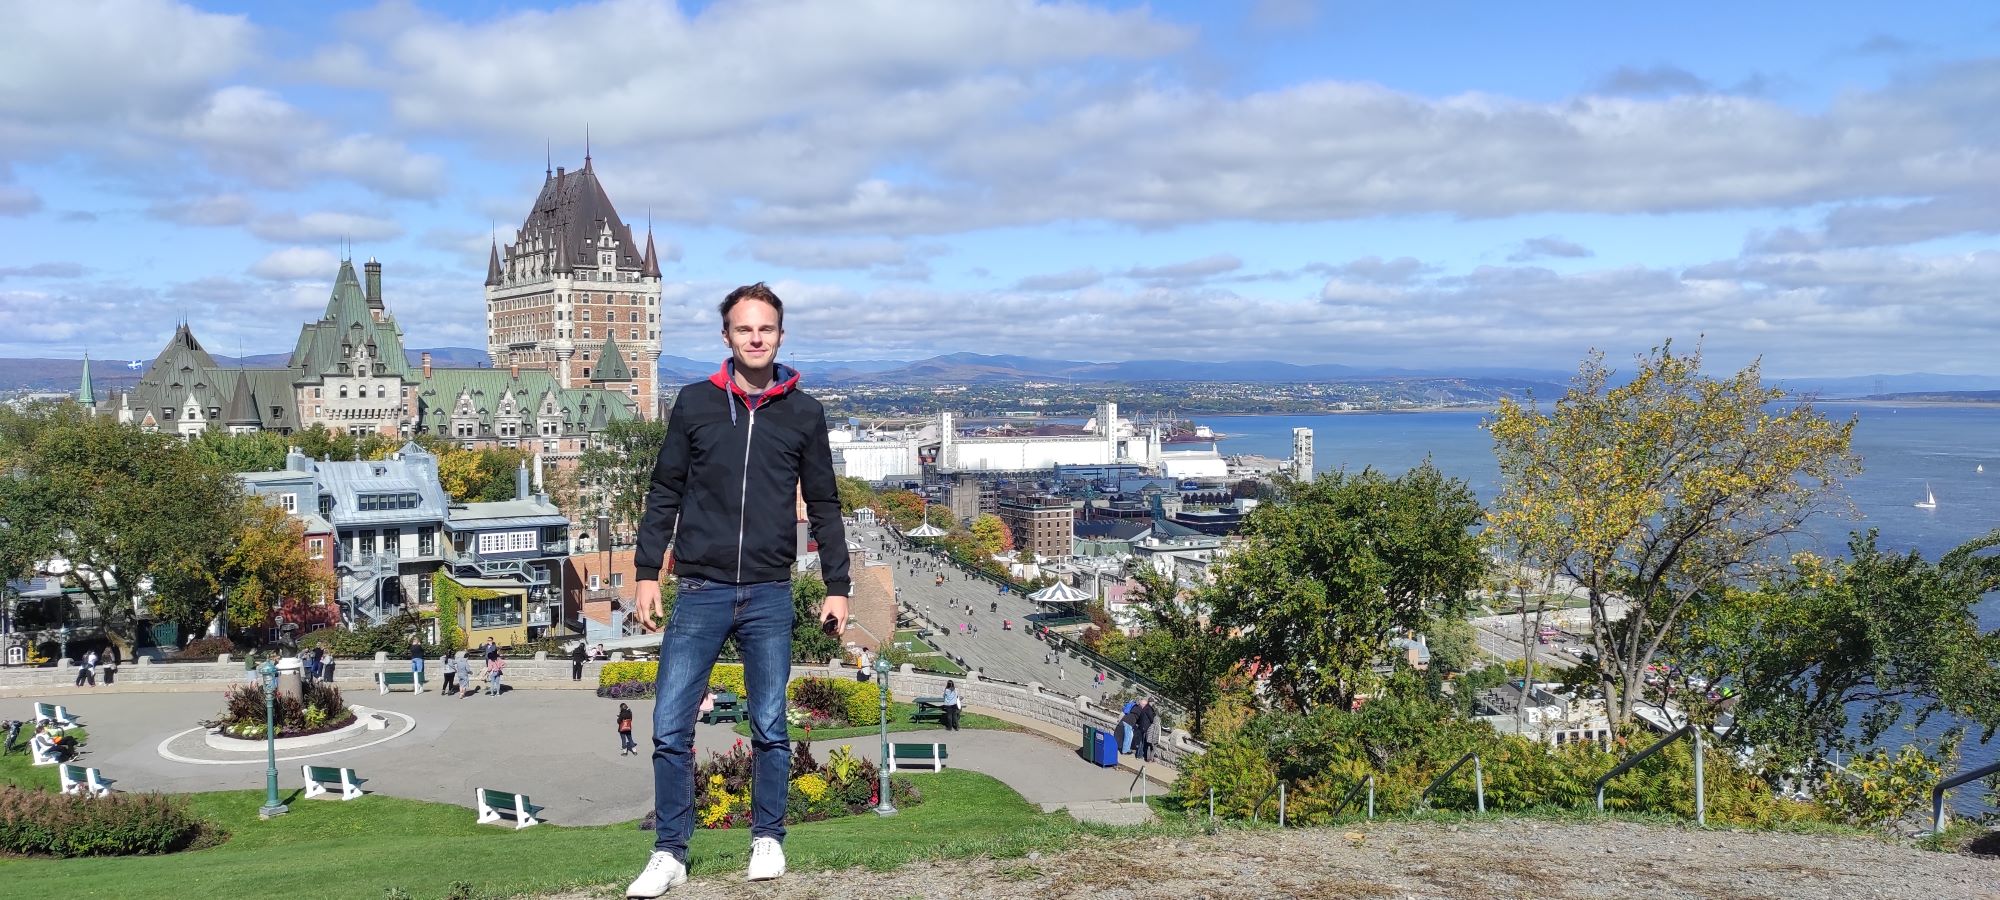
90, 156, 665, 457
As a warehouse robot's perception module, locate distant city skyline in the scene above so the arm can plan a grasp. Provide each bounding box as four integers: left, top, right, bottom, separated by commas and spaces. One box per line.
2, 1, 1996, 375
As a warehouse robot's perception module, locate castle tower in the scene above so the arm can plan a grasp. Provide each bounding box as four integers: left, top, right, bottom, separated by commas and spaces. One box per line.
485, 154, 663, 417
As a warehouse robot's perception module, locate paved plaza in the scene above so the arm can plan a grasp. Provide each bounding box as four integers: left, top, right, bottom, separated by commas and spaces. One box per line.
858, 526, 1140, 700
42, 687, 1148, 826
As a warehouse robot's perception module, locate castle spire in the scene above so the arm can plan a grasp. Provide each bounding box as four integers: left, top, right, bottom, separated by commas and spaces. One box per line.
642, 229, 661, 278
486, 238, 504, 287
78, 351, 95, 407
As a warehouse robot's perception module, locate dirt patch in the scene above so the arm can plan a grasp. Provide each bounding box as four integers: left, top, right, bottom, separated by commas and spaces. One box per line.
539, 819, 2000, 900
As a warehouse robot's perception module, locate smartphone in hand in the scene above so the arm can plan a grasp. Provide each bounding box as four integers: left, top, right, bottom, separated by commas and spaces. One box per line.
820, 614, 842, 636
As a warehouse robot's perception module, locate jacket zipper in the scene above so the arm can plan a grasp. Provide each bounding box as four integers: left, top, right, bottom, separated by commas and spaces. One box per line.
735, 398, 757, 582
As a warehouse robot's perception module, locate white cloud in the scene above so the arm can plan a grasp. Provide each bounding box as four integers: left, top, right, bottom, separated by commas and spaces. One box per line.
1509, 236, 1595, 261
1746, 194, 2000, 252
249, 247, 339, 281
249, 210, 405, 243
0, 184, 40, 216
0, 0, 253, 127
1126, 255, 1243, 283
1014, 267, 1104, 292
148, 193, 255, 226
744, 239, 914, 270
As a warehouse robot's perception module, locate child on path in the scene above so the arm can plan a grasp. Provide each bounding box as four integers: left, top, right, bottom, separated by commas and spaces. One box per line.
484, 651, 505, 695
456, 653, 473, 698
618, 703, 638, 755
440, 651, 458, 695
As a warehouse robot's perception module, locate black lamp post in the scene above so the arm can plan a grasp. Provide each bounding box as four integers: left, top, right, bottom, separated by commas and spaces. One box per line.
873, 656, 896, 816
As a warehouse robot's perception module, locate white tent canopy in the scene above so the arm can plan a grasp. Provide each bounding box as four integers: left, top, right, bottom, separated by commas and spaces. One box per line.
907, 522, 947, 538
1027, 582, 1092, 605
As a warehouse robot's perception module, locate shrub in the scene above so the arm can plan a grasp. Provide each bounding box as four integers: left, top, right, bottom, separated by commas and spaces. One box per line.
789, 678, 848, 724
297, 612, 427, 658
596, 662, 748, 700
786, 677, 881, 726
176, 636, 238, 660
0, 786, 210, 857
1817, 743, 1950, 827
211, 681, 354, 739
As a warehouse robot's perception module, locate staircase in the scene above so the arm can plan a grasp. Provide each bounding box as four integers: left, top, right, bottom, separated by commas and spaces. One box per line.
335, 552, 402, 627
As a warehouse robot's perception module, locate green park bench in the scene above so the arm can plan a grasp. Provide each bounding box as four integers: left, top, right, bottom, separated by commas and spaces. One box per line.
910, 697, 948, 724
32, 702, 76, 727
474, 787, 543, 829
701, 692, 743, 725
301, 764, 364, 801
60, 762, 112, 797
888, 742, 949, 773
376, 670, 426, 694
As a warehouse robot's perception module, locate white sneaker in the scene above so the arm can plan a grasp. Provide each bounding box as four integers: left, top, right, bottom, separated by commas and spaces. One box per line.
747, 836, 786, 881
626, 850, 687, 897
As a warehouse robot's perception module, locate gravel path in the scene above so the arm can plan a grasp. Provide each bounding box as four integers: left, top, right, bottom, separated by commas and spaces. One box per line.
542, 819, 1999, 900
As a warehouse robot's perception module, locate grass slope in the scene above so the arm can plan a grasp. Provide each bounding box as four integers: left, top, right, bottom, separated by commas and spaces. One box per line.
0, 732, 1093, 900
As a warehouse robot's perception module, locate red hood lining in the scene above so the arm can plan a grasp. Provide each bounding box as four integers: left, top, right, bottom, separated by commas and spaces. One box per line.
709, 360, 801, 412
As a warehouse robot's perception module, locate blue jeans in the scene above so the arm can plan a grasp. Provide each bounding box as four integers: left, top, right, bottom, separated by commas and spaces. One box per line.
652, 578, 794, 859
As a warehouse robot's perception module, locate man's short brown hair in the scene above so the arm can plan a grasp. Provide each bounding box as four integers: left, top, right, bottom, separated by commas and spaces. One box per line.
719, 283, 784, 329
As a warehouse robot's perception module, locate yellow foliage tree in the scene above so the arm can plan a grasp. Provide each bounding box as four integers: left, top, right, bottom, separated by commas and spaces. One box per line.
1487, 342, 1858, 724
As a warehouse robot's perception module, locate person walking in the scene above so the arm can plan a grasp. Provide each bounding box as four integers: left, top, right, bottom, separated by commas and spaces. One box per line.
618, 703, 638, 755
455, 652, 473, 699
626, 284, 851, 896
79, 650, 99, 687
1135, 699, 1159, 762
439, 651, 458, 696
571, 642, 587, 682
484, 650, 505, 695
940, 680, 962, 732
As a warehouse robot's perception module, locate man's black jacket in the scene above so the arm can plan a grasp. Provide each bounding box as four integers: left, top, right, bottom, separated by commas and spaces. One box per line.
635, 362, 851, 597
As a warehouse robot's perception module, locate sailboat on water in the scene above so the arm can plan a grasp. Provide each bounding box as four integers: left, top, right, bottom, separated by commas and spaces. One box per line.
1915, 483, 1937, 510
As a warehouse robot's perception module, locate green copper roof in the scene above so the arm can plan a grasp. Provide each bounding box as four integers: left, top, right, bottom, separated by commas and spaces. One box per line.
591, 334, 633, 382
78, 352, 94, 406
287, 260, 414, 382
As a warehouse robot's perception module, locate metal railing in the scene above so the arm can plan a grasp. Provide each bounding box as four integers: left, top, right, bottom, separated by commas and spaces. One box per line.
1419, 751, 1484, 813
1332, 772, 1376, 819
1593, 723, 1705, 824
1931, 758, 2000, 833
1251, 780, 1292, 826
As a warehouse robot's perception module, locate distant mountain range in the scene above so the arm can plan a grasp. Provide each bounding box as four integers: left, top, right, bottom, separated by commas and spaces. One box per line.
5, 348, 1999, 397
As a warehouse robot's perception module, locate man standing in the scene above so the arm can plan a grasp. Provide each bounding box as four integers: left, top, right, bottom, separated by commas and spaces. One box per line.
625, 283, 849, 898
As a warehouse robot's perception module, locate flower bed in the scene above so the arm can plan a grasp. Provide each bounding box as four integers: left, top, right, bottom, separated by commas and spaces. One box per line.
597, 664, 882, 727
691, 739, 922, 829
205, 681, 357, 741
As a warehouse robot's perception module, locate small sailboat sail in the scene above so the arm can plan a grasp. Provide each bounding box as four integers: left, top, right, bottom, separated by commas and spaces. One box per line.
1915, 483, 1937, 509
1979, 464, 1985, 474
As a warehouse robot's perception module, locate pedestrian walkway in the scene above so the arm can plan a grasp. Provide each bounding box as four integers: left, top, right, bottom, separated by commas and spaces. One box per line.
50, 690, 1145, 825
863, 527, 1141, 702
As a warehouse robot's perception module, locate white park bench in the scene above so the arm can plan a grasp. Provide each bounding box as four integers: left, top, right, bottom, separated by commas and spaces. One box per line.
32, 701, 76, 727
60, 762, 112, 797
475, 787, 543, 829
301, 764, 364, 801
888, 742, 950, 773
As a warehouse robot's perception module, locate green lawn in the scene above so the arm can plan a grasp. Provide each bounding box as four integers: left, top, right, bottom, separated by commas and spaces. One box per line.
1, 726, 89, 788
0, 748, 1129, 900
734, 701, 1015, 741
888, 629, 967, 675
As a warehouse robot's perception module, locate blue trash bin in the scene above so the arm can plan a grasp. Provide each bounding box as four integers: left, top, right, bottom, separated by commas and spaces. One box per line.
1085, 727, 1117, 767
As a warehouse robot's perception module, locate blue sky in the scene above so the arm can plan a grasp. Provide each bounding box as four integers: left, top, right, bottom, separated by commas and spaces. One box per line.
2, 0, 1996, 375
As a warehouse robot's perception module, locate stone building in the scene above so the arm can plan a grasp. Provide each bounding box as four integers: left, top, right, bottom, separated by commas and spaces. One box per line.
485, 154, 664, 414
101, 259, 639, 459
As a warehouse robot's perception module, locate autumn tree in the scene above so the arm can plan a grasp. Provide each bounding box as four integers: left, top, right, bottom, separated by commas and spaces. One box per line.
1669, 531, 2000, 776
835, 476, 876, 515
573, 418, 669, 537
968, 513, 1013, 558
1209, 463, 1485, 713
187, 429, 291, 473
0, 405, 242, 649
168, 496, 333, 631
873, 490, 926, 530
1488, 343, 1858, 724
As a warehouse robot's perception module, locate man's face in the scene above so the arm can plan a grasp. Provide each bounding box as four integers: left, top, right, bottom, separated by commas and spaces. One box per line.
723, 299, 784, 371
